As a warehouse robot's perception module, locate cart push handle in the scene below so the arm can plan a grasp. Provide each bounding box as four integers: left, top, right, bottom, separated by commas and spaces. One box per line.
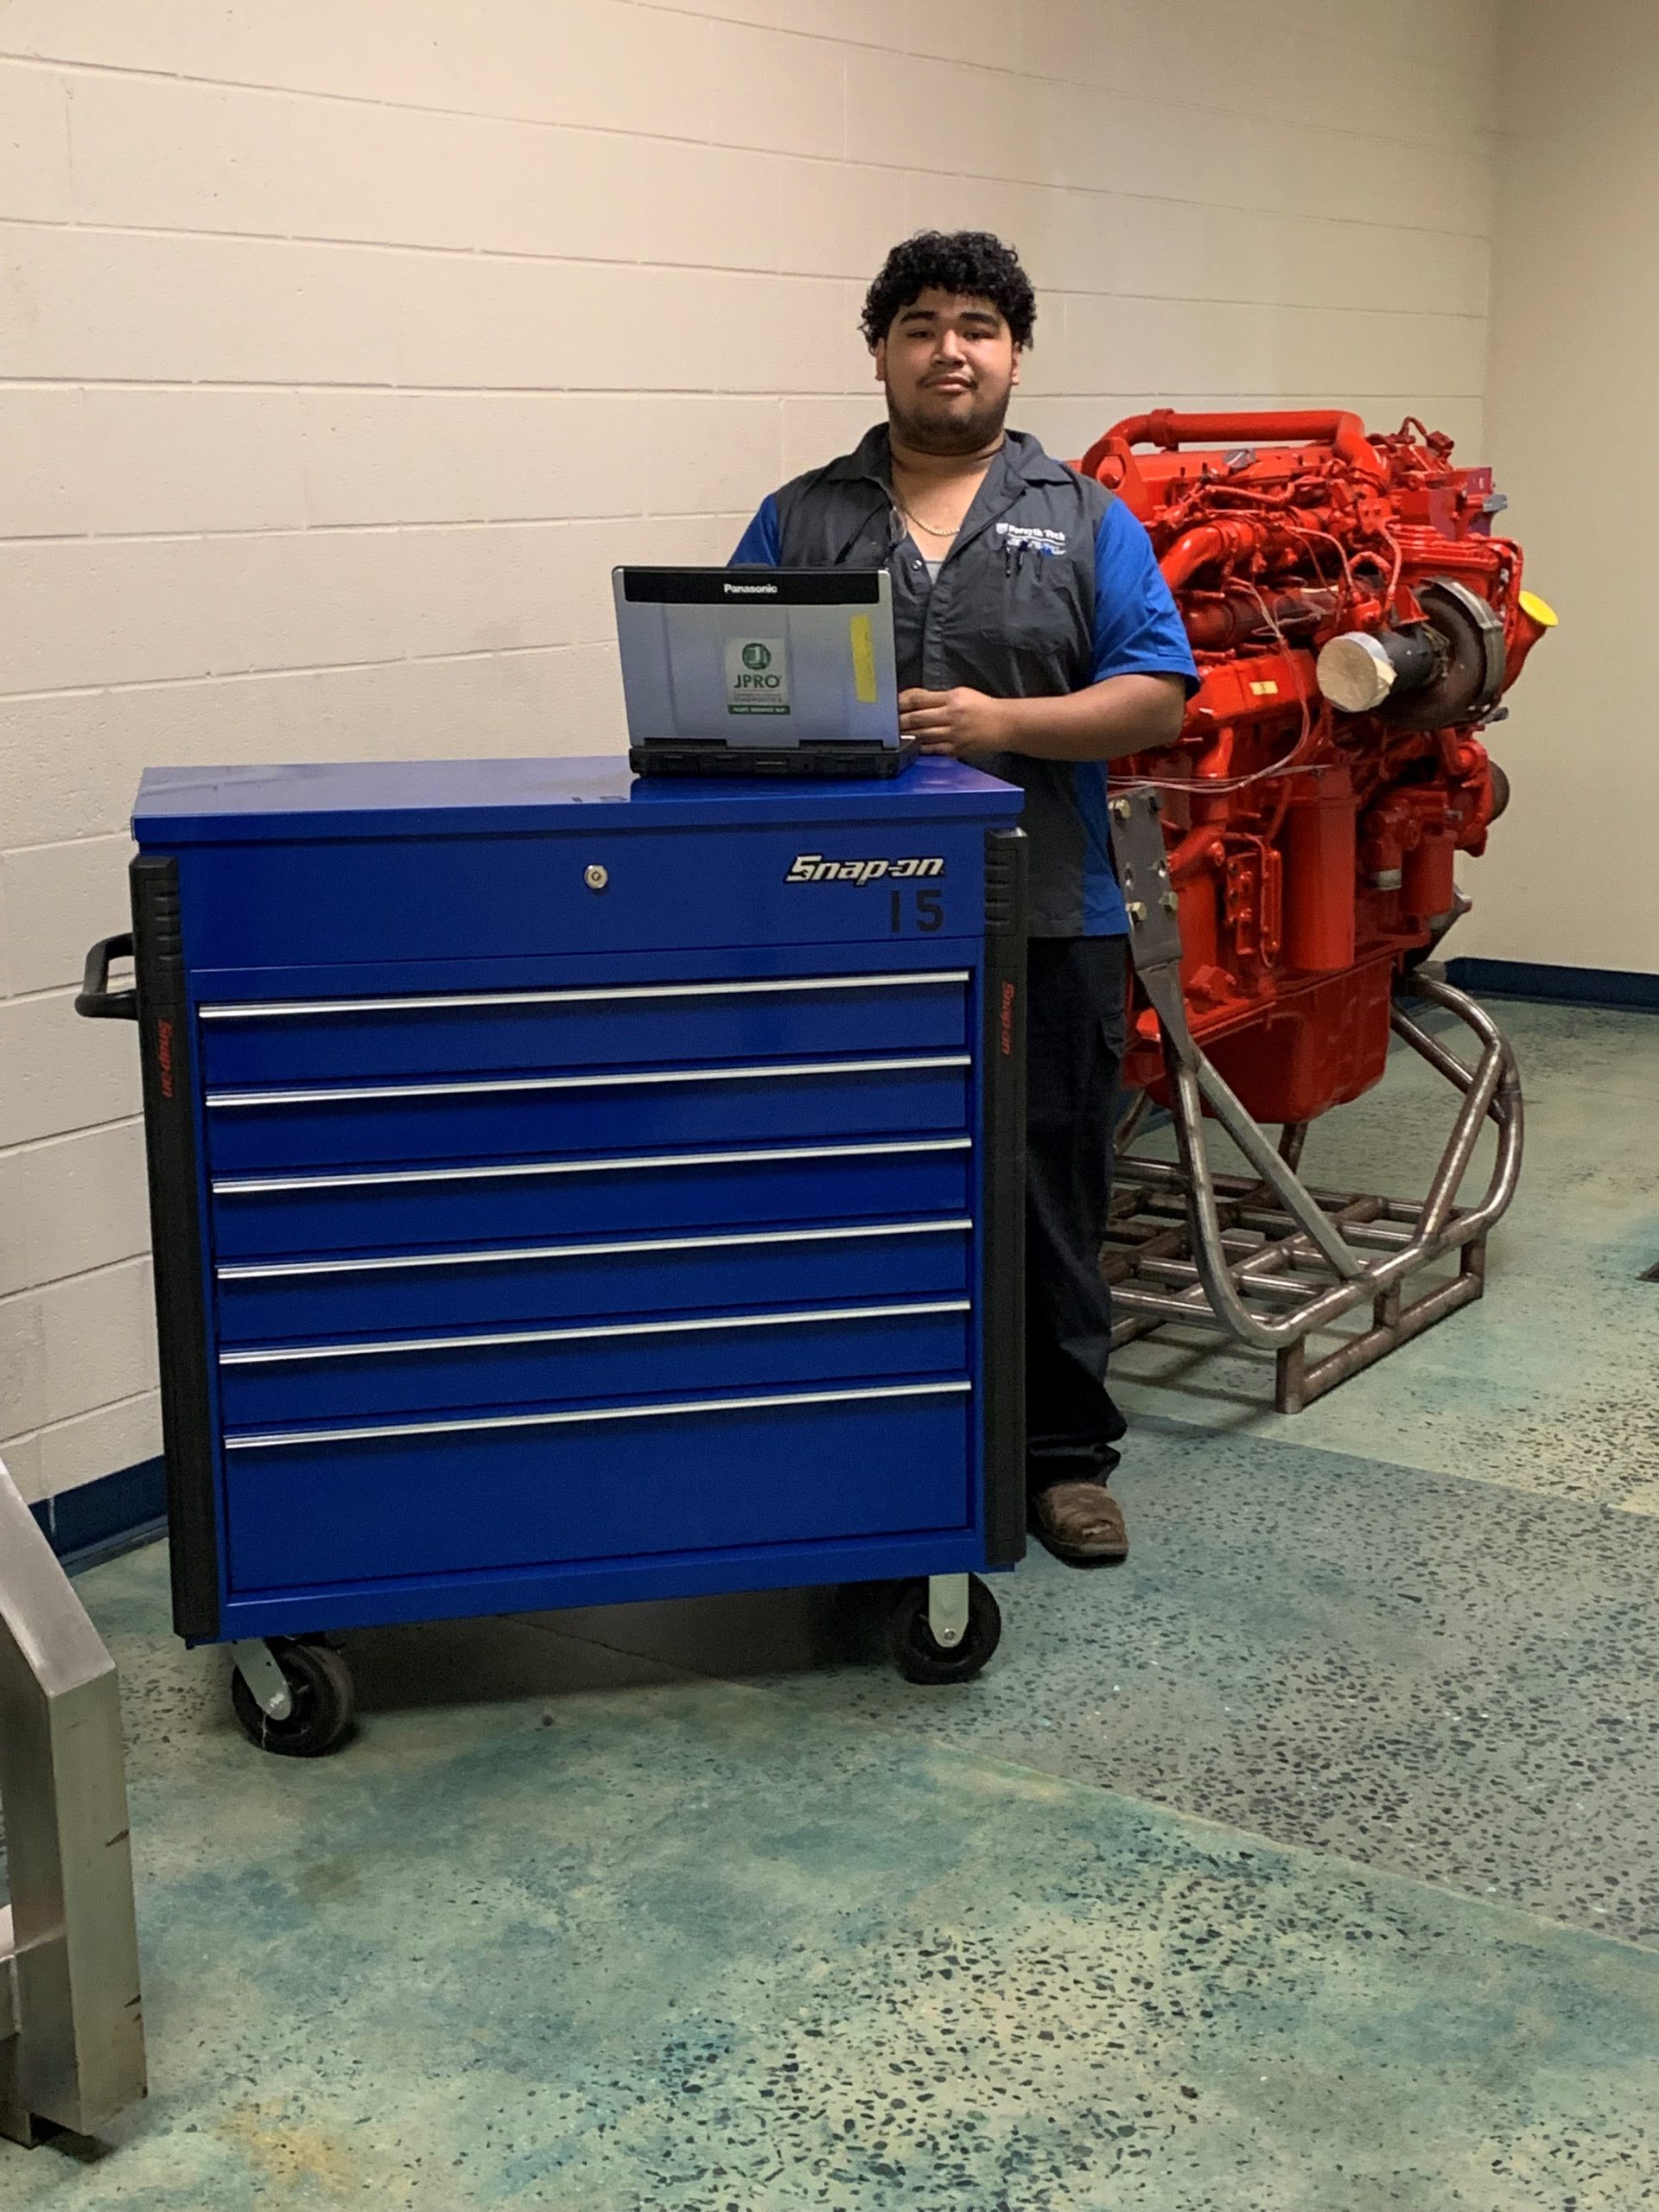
75, 932, 138, 1020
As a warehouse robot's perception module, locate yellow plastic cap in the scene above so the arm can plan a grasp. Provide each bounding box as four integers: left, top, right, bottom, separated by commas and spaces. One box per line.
1518, 588, 1559, 628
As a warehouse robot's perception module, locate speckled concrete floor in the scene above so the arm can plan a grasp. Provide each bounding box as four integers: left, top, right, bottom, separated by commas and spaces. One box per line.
6, 997, 1656, 2208
560, 1419, 1659, 1948
11, 1554, 1659, 2212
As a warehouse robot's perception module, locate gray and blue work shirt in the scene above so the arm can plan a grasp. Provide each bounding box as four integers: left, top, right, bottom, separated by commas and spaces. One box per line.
731, 423, 1198, 936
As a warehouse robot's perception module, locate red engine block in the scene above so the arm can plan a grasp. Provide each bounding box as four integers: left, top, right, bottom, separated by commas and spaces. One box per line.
1073, 410, 1553, 1125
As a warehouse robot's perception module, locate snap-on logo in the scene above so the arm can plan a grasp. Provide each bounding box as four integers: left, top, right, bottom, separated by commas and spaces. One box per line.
785, 853, 945, 887
156, 1016, 175, 1099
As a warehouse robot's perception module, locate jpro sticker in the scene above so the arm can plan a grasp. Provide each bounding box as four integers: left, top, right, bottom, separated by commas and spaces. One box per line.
849, 613, 878, 704
724, 635, 791, 715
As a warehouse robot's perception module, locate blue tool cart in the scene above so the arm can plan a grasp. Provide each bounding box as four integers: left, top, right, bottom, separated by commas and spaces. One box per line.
77, 757, 1027, 1754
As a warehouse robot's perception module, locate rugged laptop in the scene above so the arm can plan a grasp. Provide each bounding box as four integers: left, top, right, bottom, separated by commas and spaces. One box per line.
614, 565, 912, 777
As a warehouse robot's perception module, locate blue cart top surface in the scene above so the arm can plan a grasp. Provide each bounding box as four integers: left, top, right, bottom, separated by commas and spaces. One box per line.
133, 756, 1024, 844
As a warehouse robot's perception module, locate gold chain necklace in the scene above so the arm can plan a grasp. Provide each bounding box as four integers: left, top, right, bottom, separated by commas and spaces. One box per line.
895, 502, 961, 540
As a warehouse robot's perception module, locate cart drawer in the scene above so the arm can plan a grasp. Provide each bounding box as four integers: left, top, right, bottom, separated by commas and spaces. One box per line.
217, 1299, 971, 1428
197, 969, 971, 1087
224, 1382, 974, 1592
213, 1217, 975, 1344
203, 1054, 970, 1175
207, 1135, 973, 1262
175, 822, 986, 964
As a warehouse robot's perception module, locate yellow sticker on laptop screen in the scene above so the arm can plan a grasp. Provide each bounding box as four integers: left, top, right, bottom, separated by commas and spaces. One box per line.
849, 613, 878, 704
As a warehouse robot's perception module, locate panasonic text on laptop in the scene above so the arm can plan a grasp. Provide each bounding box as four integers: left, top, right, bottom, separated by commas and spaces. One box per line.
613, 565, 912, 778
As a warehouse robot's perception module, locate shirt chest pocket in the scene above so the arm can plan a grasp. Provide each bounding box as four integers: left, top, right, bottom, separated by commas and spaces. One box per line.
983, 541, 1092, 695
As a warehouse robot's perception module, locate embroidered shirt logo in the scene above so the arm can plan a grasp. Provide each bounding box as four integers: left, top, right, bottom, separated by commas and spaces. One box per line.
995, 522, 1067, 557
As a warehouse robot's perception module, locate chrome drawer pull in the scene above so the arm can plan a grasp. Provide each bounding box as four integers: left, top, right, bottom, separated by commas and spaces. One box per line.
207, 1052, 970, 1111
226, 1377, 972, 1452
217, 1215, 975, 1284
220, 1297, 973, 1367
213, 1133, 971, 1198
200, 969, 971, 1021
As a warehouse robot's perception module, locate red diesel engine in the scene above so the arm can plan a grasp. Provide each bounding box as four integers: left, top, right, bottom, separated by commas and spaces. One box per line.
1073, 410, 1554, 1126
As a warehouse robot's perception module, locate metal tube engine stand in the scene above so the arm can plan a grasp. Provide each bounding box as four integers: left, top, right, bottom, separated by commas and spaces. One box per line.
0, 1460, 146, 2146
1104, 791, 1524, 1414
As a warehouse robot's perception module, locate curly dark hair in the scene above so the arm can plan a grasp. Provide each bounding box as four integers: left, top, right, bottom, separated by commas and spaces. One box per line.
860, 230, 1036, 351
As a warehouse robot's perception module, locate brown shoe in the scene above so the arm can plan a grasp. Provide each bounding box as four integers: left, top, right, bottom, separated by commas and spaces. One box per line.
1030, 1481, 1128, 1566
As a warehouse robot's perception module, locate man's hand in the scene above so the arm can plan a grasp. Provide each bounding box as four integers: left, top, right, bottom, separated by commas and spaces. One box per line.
902, 672, 1188, 765
898, 686, 1010, 759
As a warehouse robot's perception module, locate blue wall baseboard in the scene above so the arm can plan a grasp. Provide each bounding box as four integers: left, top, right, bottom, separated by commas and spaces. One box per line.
30, 1456, 168, 1573
1446, 957, 1659, 1014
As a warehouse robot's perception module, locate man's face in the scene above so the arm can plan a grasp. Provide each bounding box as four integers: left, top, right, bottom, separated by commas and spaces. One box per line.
874, 287, 1020, 455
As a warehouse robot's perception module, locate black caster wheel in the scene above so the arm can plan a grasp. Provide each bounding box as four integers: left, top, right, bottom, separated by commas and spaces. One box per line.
232, 1639, 356, 1757
884, 1577, 1001, 1686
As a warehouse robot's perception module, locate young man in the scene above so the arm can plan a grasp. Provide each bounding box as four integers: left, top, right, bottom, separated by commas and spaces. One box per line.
732, 231, 1198, 1564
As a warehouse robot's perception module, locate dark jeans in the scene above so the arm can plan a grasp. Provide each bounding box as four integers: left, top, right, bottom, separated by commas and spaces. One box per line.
1025, 933, 1128, 1497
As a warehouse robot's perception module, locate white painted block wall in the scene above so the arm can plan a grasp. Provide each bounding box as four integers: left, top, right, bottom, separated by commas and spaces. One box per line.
1457, 0, 1659, 975
0, 0, 1497, 1509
